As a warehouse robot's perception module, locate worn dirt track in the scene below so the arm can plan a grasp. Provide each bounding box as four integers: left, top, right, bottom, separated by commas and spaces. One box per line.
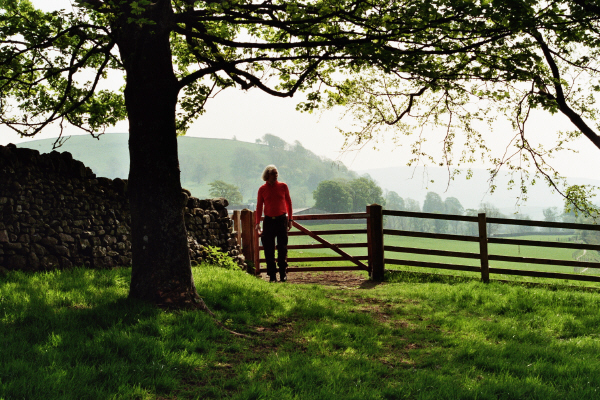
260, 270, 383, 289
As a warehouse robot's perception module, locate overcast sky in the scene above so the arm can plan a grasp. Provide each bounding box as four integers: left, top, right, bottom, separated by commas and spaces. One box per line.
2, 0, 599, 182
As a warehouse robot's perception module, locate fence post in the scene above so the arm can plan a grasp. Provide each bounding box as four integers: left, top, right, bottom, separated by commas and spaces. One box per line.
253, 211, 260, 276
478, 213, 490, 283
232, 210, 241, 246
367, 204, 385, 281
240, 209, 259, 275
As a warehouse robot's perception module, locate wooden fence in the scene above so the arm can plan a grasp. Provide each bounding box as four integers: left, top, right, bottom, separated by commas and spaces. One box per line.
384, 210, 600, 283
234, 205, 385, 280
233, 206, 600, 284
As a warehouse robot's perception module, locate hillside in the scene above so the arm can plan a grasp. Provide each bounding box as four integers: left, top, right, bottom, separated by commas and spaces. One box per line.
16, 133, 595, 218
16, 133, 357, 207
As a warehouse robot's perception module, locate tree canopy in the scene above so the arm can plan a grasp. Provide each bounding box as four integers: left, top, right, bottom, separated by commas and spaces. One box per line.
348, 176, 385, 212
313, 180, 353, 213
208, 180, 243, 205
298, 0, 600, 213
313, 177, 384, 213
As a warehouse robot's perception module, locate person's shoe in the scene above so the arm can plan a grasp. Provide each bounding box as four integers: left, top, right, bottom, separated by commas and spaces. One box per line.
280, 273, 287, 282
269, 275, 277, 283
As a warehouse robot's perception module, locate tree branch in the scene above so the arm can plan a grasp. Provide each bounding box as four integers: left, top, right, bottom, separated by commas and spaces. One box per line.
532, 30, 600, 150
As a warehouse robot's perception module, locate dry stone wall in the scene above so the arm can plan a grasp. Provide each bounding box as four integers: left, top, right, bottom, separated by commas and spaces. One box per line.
0, 143, 245, 272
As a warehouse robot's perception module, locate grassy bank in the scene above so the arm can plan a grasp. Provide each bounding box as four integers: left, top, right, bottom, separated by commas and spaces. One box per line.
2, 266, 600, 399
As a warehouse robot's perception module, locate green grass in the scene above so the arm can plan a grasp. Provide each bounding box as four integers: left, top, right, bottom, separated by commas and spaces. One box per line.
3, 266, 600, 399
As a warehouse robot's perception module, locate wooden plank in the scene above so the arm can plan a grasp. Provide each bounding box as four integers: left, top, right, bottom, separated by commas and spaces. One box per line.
478, 213, 490, 283
286, 243, 368, 250
259, 266, 367, 273
260, 256, 369, 262
232, 210, 241, 247
488, 267, 600, 283
488, 254, 600, 269
383, 209, 600, 231
383, 229, 480, 242
488, 237, 600, 251
383, 210, 478, 222
260, 243, 366, 250
366, 206, 373, 275
292, 213, 368, 220
486, 217, 600, 231
252, 211, 260, 275
385, 258, 481, 272
291, 221, 369, 269
384, 245, 480, 259
289, 229, 367, 236
240, 209, 259, 276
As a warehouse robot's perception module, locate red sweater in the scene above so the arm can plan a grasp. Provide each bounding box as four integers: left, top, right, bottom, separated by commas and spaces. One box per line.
255, 181, 293, 224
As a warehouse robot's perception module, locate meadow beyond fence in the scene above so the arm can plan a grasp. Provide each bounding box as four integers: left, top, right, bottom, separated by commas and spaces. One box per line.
235, 206, 600, 284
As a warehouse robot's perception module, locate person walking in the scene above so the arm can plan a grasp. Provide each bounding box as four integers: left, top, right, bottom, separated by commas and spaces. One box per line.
255, 165, 293, 282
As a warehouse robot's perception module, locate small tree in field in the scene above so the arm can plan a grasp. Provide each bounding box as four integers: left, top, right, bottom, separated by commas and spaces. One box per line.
208, 180, 243, 205
313, 180, 352, 213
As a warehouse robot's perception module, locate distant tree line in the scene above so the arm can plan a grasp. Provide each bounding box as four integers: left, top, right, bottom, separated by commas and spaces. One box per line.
312, 176, 385, 213
383, 192, 600, 241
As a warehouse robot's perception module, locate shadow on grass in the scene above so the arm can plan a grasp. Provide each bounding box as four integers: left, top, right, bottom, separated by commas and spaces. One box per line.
360, 280, 385, 289
0, 268, 225, 399
4, 267, 600, 399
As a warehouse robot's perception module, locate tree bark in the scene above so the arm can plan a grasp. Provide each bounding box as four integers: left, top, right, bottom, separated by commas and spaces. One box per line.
113, 1, 201, 308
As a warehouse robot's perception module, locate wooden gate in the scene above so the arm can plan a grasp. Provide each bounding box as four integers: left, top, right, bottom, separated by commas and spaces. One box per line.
235, 205, 385, 280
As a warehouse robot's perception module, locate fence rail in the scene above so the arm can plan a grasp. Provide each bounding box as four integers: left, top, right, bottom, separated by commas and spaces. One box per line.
383, 209, 600, 283
234, 206, 600, 284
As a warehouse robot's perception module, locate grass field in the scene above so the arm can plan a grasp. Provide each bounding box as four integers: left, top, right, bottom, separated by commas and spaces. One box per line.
3, 265, 600, 399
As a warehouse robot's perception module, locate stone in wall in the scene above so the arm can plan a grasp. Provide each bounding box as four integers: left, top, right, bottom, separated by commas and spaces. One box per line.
0, 143, 246, 272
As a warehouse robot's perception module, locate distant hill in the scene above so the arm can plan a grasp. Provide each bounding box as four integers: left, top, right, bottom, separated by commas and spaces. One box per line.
16, 133, 357, 207
17, 133, 597, 218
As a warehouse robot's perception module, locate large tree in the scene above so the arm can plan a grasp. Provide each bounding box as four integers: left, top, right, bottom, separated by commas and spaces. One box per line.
3, 0, 600, 307
3, 0, 456, 307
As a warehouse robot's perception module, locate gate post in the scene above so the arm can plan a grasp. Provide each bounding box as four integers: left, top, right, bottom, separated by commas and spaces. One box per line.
253, 212, 260, 276
232, 210, 241, 246
478, 213, 490, 283
241, 209, 259, 275
367, 204, 385, 281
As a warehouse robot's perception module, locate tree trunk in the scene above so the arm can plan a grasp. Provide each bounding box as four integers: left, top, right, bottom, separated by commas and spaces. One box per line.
113, 2, 201, 308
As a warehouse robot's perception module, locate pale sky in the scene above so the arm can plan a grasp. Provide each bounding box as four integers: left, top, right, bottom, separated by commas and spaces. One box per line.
2, 0, 600, 183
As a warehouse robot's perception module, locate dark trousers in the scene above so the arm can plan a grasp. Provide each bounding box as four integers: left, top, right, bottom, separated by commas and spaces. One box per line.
261, 214, 288, 277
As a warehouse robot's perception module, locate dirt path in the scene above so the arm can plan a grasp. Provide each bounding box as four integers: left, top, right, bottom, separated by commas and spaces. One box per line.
260, 271, 382, 289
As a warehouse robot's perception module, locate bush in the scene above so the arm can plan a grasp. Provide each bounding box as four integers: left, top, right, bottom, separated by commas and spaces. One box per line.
203, 246, 240, 270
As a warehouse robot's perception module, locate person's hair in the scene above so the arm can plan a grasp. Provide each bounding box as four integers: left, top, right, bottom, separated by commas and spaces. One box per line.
261, 165, 278, 181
